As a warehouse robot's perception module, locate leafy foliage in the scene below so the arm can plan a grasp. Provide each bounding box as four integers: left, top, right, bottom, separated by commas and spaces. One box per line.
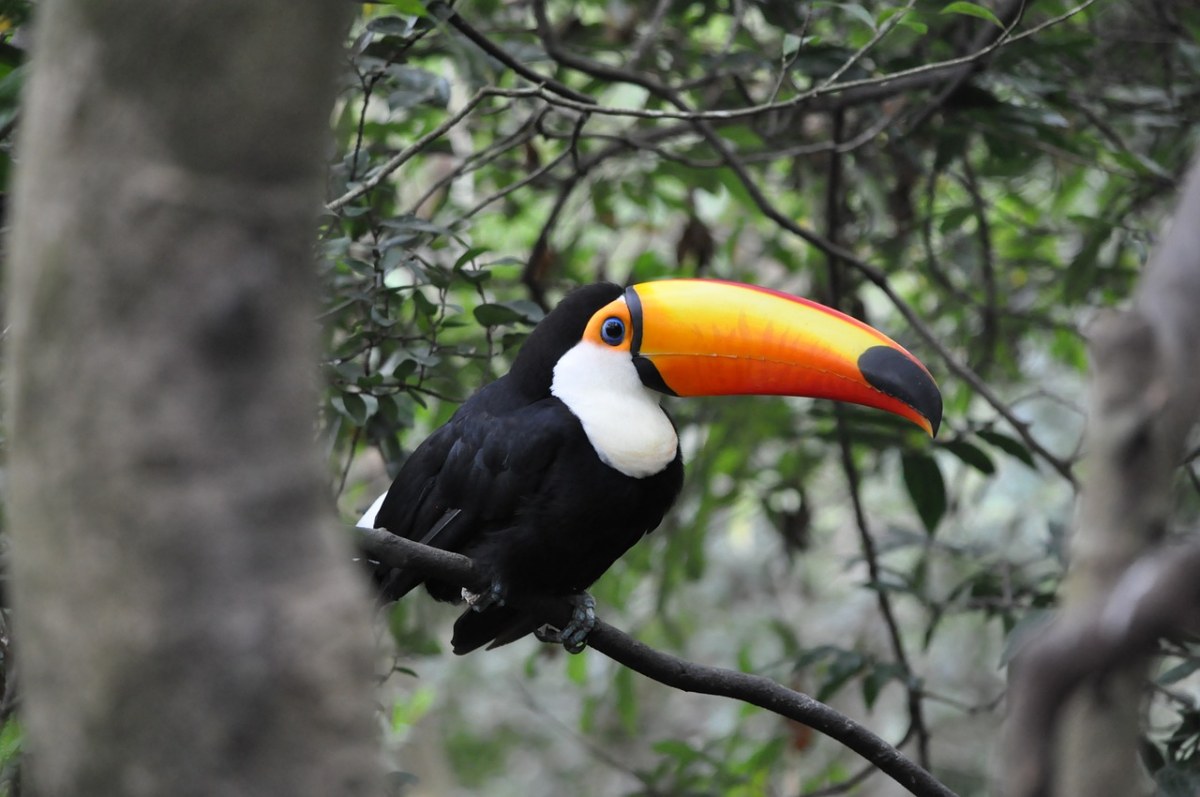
318, 0, 1200, 793
0, 0, 1190, 793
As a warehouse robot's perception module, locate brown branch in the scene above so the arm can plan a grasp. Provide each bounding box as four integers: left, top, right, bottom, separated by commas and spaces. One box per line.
327, 86, 541, 212
406, 106, 549, 216
823, 106, 932, 770
355, 0, 1094, 127
354, 526, 959, 797
958, 158, 1000, 379
428, 2, 595, 107
900, 0, 1027, 135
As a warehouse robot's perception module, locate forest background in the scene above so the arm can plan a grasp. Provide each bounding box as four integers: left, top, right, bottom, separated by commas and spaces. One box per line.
1, 0, 1199, 796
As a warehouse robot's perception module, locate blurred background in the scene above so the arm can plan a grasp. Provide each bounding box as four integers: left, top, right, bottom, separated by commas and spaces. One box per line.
3, 0, 1198, 794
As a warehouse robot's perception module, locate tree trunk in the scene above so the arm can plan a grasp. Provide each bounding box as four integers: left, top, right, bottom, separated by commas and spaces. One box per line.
1004, 159, 1200, 797
5, 2, 382, 794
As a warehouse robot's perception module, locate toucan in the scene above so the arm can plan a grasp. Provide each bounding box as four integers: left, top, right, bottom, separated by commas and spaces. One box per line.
359, 279, 941, 654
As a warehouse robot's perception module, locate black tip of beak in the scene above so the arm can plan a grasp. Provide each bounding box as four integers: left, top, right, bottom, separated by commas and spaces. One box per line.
858, 346, 943, 436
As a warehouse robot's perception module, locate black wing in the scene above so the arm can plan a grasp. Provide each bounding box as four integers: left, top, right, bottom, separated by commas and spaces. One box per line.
371, 380, 565, 602
370, 377, 684, 654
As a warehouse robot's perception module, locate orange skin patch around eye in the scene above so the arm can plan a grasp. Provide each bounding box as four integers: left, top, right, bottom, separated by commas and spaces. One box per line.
582, 298, 634, 353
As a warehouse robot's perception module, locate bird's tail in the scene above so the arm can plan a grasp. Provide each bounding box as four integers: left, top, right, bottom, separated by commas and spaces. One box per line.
451, 605, 541, 655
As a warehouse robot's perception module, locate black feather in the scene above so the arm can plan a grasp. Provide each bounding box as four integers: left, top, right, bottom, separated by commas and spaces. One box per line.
370, 283, 684, 653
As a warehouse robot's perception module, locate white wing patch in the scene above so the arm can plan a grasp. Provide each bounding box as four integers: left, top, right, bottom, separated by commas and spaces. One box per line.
357, 491, 388, 528
551, 341, 678, 478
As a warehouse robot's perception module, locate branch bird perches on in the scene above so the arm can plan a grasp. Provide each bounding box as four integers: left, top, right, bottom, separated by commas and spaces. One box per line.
356, 525, 959, 797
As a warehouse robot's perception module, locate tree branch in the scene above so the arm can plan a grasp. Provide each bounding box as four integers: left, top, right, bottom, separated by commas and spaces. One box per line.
824, 108, 931, 768
327, 86, 541, 212
354, 526, 959, 797
428, 2, 595, 107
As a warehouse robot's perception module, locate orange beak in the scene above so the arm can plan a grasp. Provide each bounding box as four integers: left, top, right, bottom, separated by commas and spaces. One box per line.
620, 279, 941, 435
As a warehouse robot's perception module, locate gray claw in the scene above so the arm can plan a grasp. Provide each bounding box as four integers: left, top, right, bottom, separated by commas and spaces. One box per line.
462, 580, 506, 612
536, 593, 596, 654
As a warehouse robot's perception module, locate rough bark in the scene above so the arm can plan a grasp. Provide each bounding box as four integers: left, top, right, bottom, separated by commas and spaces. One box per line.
1004, 157, 1200, 797
5, 2, 381, 795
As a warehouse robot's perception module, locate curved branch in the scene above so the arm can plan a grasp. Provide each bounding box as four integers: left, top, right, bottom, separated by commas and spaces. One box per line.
327, 86, 541, 213
509, 0, 1088, 124
354, 526, 959, 797
352, 0, 1094, 127
428, 2, 595, 106
824, 108, 931, 768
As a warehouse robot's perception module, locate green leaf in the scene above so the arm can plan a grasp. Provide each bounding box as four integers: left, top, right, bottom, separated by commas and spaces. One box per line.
878, 7, 928, 33
366, 15, 418, 36
901, 452, 947, 534
861, 662, 906, 710
1063, 229, 1107, 301
454, 246, 489, 270
614, 666, 638, 735
473, 303, 525, 326
816, 650, 866, 701
332, 393, 373, 425
941, 440, 996, 474
1158, 658, 1200, 686
382, 0, 427, 17
939, 1, 1003, 27
977, 430, 1036, 469
412, 290, 438, 318
782, 33, 802, 59
939, 205, 975, 234
0, 718, 20, 764
473, 301, 542, 327
839, 2, 877, 30
565, 649, 588, 685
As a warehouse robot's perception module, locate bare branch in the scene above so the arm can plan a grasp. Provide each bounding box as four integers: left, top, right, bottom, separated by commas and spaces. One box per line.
327, 86, 541, 212
354, 527, 960, 797
430, 2, 595, 106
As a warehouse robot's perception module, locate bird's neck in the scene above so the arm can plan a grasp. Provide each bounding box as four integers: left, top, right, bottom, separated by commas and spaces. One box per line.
550, 342, 678, 479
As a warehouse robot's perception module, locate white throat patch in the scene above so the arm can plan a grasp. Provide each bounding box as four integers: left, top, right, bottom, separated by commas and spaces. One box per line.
551, 342, 678, 478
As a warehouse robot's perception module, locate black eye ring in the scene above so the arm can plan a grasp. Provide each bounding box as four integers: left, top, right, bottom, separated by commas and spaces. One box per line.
600, 317, 625, 346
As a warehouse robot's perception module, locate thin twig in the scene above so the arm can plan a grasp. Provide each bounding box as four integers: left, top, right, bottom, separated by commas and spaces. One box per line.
824, 105, 931, 769
451, 148, 572, 225
626, 0, 673, 68
505, 0, 1097, 124
327, 86, 540, 212
406, 106, 549, 216
958, 158, 999, 379
430, 2, 595, 106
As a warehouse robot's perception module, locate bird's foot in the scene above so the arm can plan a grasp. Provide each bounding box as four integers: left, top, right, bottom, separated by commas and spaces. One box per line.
462, 580, 506, 612
535, 592, 596, 654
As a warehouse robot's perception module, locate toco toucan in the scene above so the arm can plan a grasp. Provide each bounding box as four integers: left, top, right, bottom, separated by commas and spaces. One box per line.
359, 279, 941, 654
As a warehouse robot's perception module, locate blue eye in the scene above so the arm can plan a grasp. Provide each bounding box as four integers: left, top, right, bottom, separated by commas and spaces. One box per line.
600, 317, 625, 346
